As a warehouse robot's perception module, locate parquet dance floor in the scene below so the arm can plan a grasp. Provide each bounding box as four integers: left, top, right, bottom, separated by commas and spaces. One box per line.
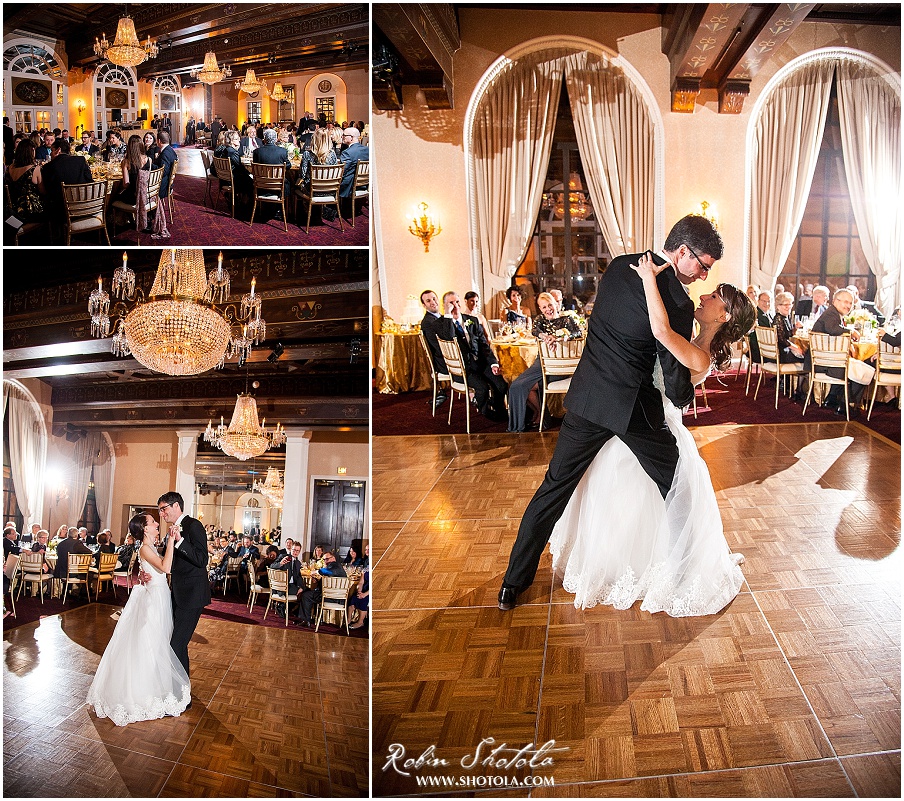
373, 422, 901, 797
4, 605, 368, 797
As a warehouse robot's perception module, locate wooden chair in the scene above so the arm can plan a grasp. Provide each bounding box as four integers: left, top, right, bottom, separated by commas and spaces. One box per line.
867, 338, 901, 420
4, 184, 47, 245
161, 157, 178, 223
212, 155, 236, 218
350, 159, 369, 227
418, 332, 451, 416
538, 338, 585, 431
62, 553, 94, 604
315, 575, 352, 634
752, 325, 806, 410
294, 163, 344, 233
199, 150, 216, 207
801, 332, 852, 420
3, 554, 18, 619
691, 378, 709, 419
112, 550, 138, 598
88, 551, 119, 597
62, 181, 110, 245
247, 561, 270, 612
264, 567, 298, 626
223, 555, 243, 596
16, 551, 52, 603
248, 162, 287, 232
437, 337, 471, 434
111, 166, 163, 245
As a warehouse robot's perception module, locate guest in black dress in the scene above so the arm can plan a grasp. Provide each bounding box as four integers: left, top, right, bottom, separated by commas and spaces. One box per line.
115, 135, 151, 206
505, 286, 530, 327
143, 131, 158, 163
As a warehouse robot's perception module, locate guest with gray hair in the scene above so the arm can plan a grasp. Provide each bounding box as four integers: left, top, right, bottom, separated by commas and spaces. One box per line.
252, 125, 293, 221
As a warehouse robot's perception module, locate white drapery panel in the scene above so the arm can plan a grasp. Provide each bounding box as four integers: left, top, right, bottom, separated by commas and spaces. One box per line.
748, 60, 836, 291
70, 434, 96, 527
2, 381, 47, 529
564, 51, 655, 257
471, 49, 567, 289
836, 60, 901, 315
91, 433, 115, 532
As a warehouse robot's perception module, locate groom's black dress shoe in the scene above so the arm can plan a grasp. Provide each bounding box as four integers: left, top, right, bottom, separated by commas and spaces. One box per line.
498, 584, 519, 611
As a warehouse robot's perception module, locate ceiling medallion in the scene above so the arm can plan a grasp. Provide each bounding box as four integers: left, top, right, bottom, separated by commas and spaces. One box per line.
94, 15, 159, 68
204, 395, 286, 461
88, 249, 267, 376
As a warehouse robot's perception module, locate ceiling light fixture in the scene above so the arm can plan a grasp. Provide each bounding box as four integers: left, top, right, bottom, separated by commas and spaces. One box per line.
235, 69, 269, 97
94, 13, 158, 67
253, 466, 284, 507
205, 395, 286, 461
191, 50, 232, 85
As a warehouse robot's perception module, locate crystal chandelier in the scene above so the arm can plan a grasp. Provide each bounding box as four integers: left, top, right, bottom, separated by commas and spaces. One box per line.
88, 250, 268, 376
235, 69, 268, 96
204, 395, 286, 461
94, 15, 158, 67
253, 466, 284, 507
270, 82, 287, 102
191, 51, 232, 85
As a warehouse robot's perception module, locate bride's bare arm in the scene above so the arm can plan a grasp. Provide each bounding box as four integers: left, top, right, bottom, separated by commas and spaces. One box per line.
632, 253, 711, 373
139, 537, 175, 574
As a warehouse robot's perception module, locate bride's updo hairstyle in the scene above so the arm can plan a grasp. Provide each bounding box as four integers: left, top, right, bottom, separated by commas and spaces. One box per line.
709, 284, 756, 371
128, 513, 151, 544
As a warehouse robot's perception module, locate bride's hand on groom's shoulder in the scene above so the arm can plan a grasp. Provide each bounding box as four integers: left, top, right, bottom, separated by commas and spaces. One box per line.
630, 251, 664, 279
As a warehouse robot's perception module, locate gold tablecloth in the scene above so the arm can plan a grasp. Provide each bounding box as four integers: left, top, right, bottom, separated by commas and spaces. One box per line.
491, 339, 566, 418
300, 570, 361, 625
375, 332, 432, 394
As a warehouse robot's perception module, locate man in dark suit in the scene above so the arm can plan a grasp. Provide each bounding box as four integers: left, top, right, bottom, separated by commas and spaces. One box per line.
749, 290, 776, 364
499, 215, 719, 610
236, 535, 260, 579
157, 491, 211, 687
296, 549, 346, 627
297, 120, 317, 151
419, 289, 449, 407
240, 123, 263, 155
338, 127, 368, 202
438, 291, 508, 421
210, 116, 222, 146
75, 131, 100, 155
275, 541, 305, 619
154, 130, 177, 201
38, 139, 93, 216
35, 131, 55, 161
796, 285, 829, 319
3, 527, 21, 560
3, 116, 14, 163
53, 526, 92, 581
252, 128, 291, 216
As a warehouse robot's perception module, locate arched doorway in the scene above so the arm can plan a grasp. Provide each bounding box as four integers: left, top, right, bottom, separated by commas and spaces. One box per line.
94, 62, 137, 138
303, 72, 348, 124
3, 39, 68, 133
153, 74, 182, 137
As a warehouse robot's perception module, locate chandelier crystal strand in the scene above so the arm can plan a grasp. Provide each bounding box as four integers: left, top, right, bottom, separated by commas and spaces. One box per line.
235, 69, 268, 96
253, 466, 284, 507
94, 15, 158, 67
88, 277, 110, 337
111, 251, 136, 299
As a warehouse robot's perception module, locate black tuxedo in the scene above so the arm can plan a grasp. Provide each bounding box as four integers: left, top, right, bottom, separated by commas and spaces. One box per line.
53, 536, 91, 579
504, 252, 694, 591
210, 120, 222, 145
75, 143, 100, 155
437, 313, 508, 420
806, 305, 866, 405
4, 537, 21, 559
420, 311, 448, 374
299, 561, 346, 625
41, 154, 93, 210
169, 514, 211, 675
339, 143, 369, 197
276, 554, 304, 592
154, 145, 177, 198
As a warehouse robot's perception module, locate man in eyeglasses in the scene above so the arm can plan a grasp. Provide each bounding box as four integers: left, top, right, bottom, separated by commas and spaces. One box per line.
499, 215, 721, 611
75, 132, 99, 155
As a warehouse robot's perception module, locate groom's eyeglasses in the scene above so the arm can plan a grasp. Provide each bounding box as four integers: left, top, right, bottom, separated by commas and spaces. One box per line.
158, 503, 171, 514
685, 245, 712, 273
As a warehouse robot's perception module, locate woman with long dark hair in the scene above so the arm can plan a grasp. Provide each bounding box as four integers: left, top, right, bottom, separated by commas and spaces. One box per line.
115, 134, 151, 206
86, 513, 190, 725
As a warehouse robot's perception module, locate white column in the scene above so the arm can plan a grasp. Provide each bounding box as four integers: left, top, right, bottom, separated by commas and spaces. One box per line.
175, 429, 200, 515
281, 429, 310, 547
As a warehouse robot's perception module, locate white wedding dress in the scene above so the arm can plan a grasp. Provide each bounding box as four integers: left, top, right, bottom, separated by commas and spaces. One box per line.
86, 551, 191, 726
549, 364, 744, 616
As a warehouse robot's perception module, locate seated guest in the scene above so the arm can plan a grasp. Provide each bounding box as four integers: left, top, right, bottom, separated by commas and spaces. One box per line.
214, 130, 253, 200
746, 285, 760, 305
208, 536, 231, 586
235, 535, 260, 578
252, 128, 292, 216
343, 541, 365, 568
748, 290, 775, 364
419, 289, 449, 406
297, 549, 346, 627
75, 131, 99, 155
35, 138, 93, 217
35, 131, 55, 161
438, 291, 508, 421
274, 542, 306, 615
22, 523, 39, 544
276, 537, 295, 560
7, 140, 45, 222
298, 119, 317, 151
348, 568, 369, 630
101, 130, 127, 161
310, 544, 324, 563
53, 527, 92, 583
338, 127, 368, 204
257, 544, 280, 578
53, 524, 68, 543
508, 292, 584, 432
114, 134, 151, 207
92, 531, 116, 567
773, 293, 805, 402
239, 124, 263, 155
796, 285, 830, 319
115, 534, 136, 570
298, 128, 338, 190
807, 288, 870, 417
142, 130, 158, 163
3, 526, 20, 559
464, 291, 493, 341
504, 286, 530, 327
154, 130, 177, 200
30, 530, 50, 554
846, 284, 885, 324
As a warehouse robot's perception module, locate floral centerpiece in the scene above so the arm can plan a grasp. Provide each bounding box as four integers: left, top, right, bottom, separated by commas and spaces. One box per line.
279, 141, 300, 161
845, 309, 878, 331
560, 309, 588, 336
48, 538, 59, 552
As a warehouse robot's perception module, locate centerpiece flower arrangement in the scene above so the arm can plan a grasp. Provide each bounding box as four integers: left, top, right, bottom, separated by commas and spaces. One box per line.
844, 309, 878, 331
279, 141, 300, 160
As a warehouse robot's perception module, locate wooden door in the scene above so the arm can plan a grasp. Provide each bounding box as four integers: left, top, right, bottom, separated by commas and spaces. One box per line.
309, 479, 365, 554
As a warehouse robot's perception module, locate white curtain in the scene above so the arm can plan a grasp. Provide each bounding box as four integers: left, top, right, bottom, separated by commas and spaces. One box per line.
2, 381, 47, 529
748, 60, 836, 291
472, 49, 567, 297
564, 51, 655, 256
91, 433, 115, 532
70, 434, 96, 526
836, 60, 901, 315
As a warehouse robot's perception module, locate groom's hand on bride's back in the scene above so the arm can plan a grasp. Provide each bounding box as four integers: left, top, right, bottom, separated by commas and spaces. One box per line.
138, 569, 152, 584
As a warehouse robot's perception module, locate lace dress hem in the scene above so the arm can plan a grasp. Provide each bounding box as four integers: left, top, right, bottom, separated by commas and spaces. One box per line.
88, 683, 191, 727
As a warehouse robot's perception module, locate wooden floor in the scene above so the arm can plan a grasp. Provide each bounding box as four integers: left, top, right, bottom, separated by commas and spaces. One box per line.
373, 422, 901, 797
3, 604, 368, 797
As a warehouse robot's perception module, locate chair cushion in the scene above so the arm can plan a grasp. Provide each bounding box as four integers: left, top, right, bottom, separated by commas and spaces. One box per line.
546, 377, 572, 393
354, 188, 369, 197
70, 214, 105, 231
111, 201, 136, 211
313, 194, 336, 202
257, 192, 280, 200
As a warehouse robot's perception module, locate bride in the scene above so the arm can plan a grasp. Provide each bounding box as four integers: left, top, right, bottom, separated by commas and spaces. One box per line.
549, 253, 756, 616
86, 513, 191, 725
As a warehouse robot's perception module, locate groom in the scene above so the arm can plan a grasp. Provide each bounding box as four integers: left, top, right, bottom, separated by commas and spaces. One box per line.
498, 215, 723, 610
157, 491, 211, 692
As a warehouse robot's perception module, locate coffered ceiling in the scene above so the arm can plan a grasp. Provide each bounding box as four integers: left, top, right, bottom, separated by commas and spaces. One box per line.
3, 249, 369, 432
4, 2, 369, 84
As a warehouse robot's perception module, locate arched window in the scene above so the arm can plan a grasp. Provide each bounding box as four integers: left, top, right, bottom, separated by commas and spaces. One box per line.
94, 62, 136, 138
3, 40, 67, 133
153, 75, 182, 138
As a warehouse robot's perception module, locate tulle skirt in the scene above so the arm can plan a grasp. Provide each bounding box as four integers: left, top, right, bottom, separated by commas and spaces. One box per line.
86, 576, 190, 726
549, 399, 744, 616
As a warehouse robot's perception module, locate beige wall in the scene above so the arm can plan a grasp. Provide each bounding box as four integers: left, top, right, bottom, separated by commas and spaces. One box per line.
374, 10, 901, 316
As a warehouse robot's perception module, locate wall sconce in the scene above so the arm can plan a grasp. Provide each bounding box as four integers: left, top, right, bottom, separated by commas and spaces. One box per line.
337, 467, 347, 475
55, 484, 70, 503
697, 200, 718, 230
408, 202, 442, 252
76, 99, 86, 114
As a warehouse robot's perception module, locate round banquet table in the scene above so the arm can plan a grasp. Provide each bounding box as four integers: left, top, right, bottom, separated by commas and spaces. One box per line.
375, 332, 432, 394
